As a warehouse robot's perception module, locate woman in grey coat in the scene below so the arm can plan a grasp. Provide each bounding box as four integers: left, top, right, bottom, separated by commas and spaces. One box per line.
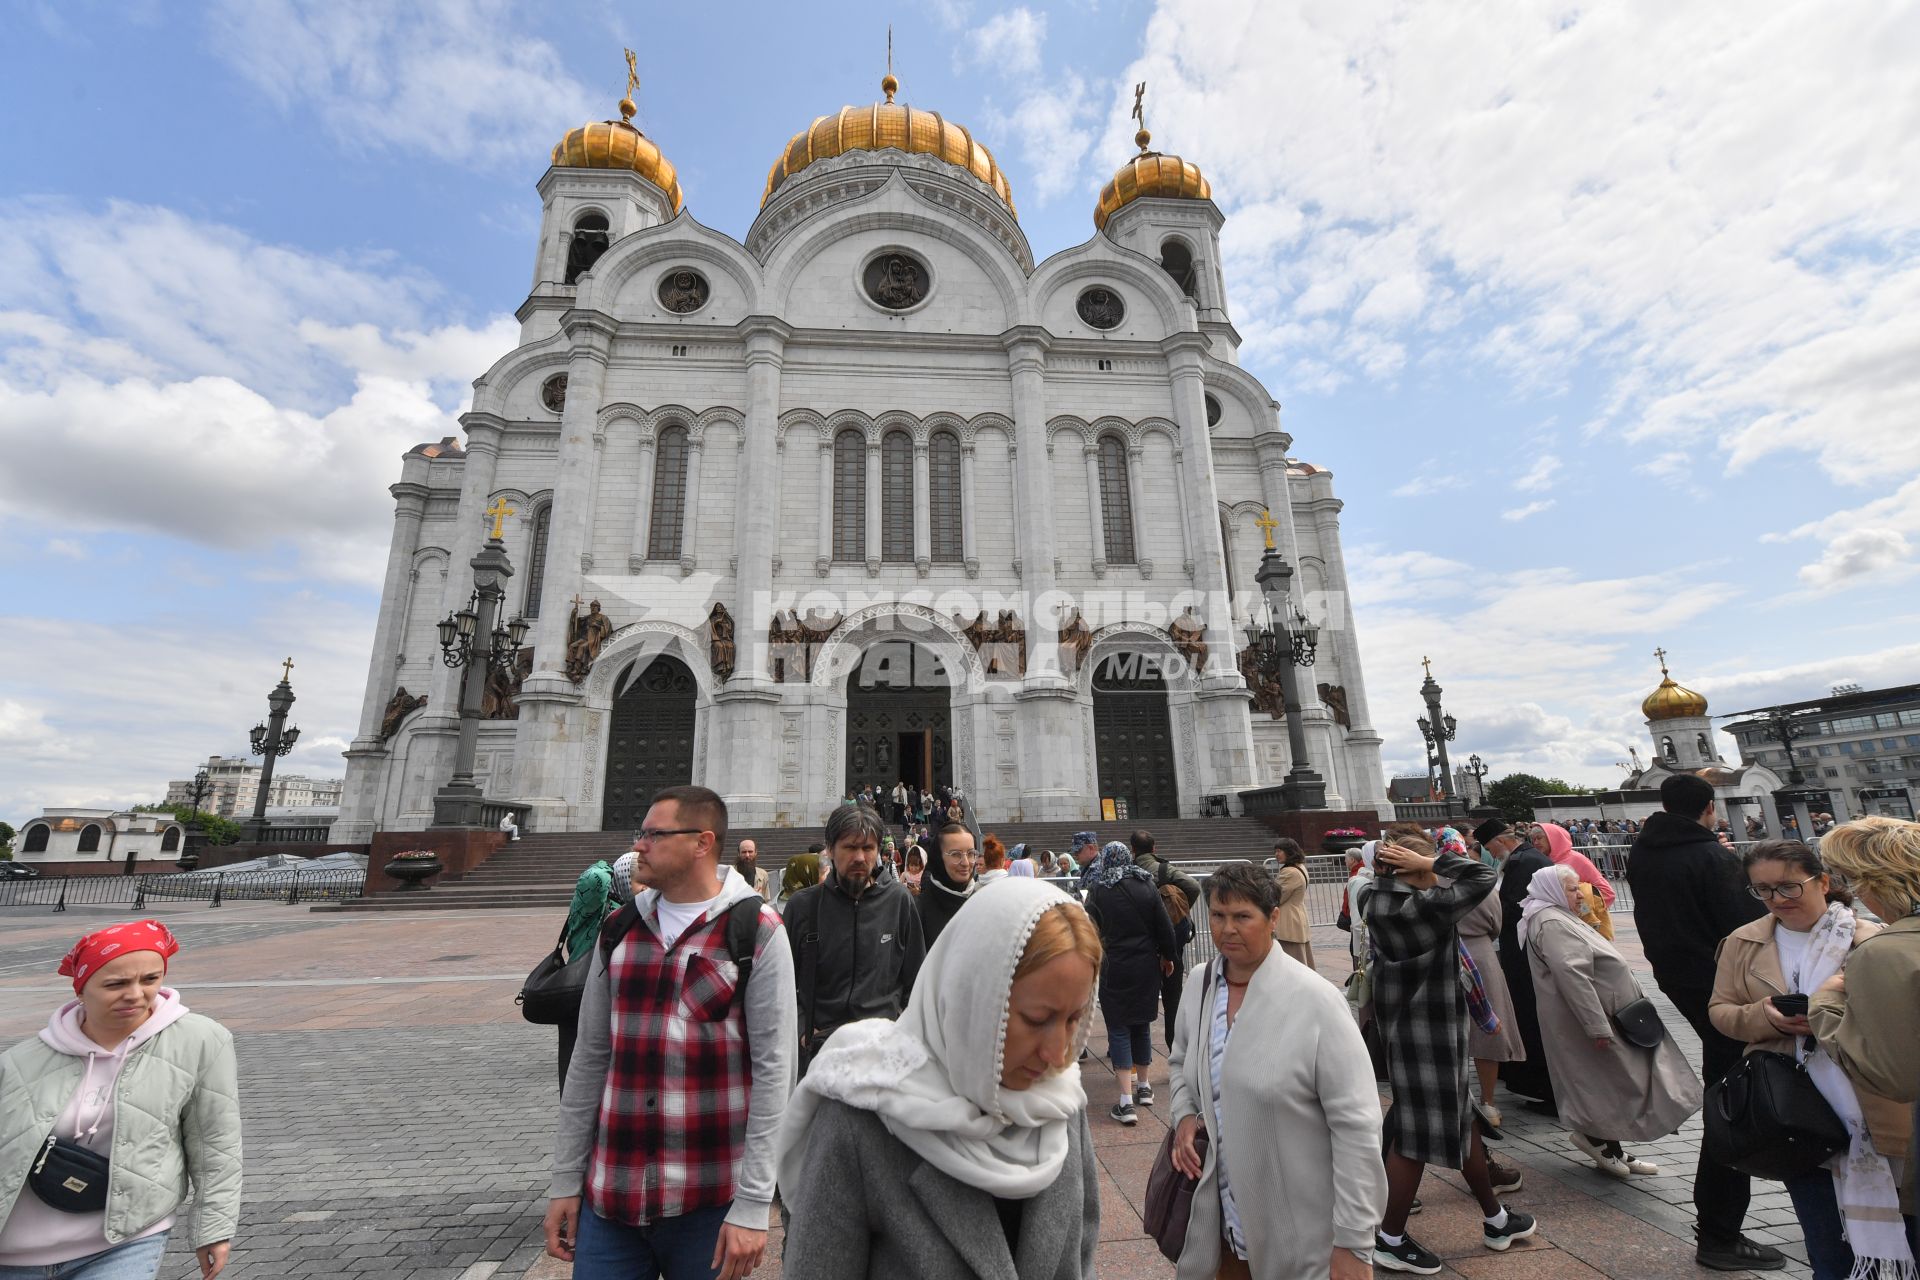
1522, 865, 1701, 1178
776, 878, 1102, 1280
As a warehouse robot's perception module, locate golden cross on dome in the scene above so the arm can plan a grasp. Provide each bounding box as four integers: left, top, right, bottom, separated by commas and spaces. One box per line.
624, 48, 639, 100
281, 656, 295, 682
1654, 646, 1670, 677
484, 497, 515, 540
1253, 508, 1280, 551
1132, 82, 1146, 128
887, 25, 893, 78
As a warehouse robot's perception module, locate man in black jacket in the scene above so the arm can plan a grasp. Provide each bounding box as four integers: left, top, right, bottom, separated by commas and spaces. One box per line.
1475, 818, 1556, 1108
1626, 773, 1781, 1273
1130, 829, 1202, 1048
786, 804, 926, 1072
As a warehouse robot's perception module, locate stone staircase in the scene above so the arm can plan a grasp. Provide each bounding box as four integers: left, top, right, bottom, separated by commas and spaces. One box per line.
323, 815, 1283, 912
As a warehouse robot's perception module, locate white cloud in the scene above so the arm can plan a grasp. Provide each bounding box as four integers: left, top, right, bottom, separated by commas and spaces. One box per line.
1514, 454, 1561, 493
1798, 528, 1914, 589
966, 8, 1048, 76
206, 0, 597, 169
989, 72, 1102, 204
43, 539, 87, 560
1501, 499, 1555, 522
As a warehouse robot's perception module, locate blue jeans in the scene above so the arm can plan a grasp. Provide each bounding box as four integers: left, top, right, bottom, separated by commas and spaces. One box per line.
1784, 1170, 1852, 1280
1107, 1022, 1153, 1071
0, 1232, 169, 1280
573, 1203, 730, 1280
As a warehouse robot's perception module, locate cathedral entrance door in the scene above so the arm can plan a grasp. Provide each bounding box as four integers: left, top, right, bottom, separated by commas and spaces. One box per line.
846, 642, 951, 801
1092, 652, 1180, 820
601, 655, 697, 832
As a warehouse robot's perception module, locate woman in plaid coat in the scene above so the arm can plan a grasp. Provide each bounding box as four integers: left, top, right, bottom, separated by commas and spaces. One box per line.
1360, 832, 1541, 1272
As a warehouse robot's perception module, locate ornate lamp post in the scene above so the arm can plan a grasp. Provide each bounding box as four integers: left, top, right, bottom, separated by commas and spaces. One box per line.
1759, 709, 1810, 786
1417, 657, 1462, 816
1465, 753, 1490, 807
431, 499, 530, 827
240, 659, 302, 843
187, 768, 212, 818
1252, 510, 1327, 809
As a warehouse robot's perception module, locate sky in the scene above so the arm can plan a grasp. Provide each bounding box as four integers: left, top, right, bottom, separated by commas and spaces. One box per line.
4, 0, 1919, 822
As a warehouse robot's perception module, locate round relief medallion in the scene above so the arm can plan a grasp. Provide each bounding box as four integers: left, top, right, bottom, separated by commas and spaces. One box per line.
657, 269, 710, 314
1077, 286, 1125, 330
1205, 394, 1222, 427
541, 373, 568, 413
863, 251, 931, 310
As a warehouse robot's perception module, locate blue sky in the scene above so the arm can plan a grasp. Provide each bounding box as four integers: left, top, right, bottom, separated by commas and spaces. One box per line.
4, 0, 1918, 821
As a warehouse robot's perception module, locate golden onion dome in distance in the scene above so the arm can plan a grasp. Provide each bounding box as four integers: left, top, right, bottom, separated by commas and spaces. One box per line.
550, 64, 684, 215
1642, 648, 1710, 721
1094, 124, 1212, 231
761, 74, 1016, 216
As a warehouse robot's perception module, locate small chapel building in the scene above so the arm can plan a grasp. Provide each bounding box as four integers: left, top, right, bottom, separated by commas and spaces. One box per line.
334, 69, 1390, 838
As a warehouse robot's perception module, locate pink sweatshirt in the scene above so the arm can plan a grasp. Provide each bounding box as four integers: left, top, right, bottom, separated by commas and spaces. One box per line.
1535, 823, 1617, 907
0, 990, 189, 1266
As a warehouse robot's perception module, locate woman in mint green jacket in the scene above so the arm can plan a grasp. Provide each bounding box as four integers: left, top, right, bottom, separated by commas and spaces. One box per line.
0, 920, 241, 1280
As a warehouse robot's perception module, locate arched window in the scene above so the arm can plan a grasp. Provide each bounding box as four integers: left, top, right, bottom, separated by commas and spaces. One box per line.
22, 823, 48, 854
77, 824, 102, 854
648, 425, 690, 560
161, 826, 181, 852
881, 431, 914, 563
929, 432, 963, 563
1097, 435, 1137, 564
1160, 238, 1198, 299
523, 503, 552, 617
833, 429, 866, 561
1661, 735, 1677, 763
1696, 732, 1713, 761
565, 212, 610, 284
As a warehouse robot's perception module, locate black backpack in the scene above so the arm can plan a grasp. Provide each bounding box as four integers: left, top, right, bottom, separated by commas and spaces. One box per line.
599, 895, 765, 1012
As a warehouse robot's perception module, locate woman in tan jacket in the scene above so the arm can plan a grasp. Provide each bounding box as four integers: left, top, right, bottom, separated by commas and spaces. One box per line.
1269, 839, 1313, 971
1710, 838, 1914, 1280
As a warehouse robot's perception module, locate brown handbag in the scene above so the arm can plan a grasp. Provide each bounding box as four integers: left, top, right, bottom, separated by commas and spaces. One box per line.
1144, 1119, 1210, 1262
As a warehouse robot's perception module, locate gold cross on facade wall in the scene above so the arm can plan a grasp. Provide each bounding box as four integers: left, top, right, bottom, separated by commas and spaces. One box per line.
484, 497, 515, 540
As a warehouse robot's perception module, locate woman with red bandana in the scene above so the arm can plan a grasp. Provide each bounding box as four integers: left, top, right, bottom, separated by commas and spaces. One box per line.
0, 920, 242, 1280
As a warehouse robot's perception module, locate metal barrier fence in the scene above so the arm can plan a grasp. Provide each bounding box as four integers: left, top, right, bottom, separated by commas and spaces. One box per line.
0, 869, 367, 912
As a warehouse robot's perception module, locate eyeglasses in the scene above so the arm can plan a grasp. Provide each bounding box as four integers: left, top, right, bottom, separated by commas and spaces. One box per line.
633, 827, 705, 843
1746, 875, 1819, 901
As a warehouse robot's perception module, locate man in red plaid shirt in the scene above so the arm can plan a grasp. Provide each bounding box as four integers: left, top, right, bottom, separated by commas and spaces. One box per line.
544, 785, 797, 1280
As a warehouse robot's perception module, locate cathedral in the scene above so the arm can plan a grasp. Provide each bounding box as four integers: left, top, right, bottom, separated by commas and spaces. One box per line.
332, 68, 1389, 841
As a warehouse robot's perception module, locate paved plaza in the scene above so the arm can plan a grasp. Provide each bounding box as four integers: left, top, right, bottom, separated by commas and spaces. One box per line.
0, 901, 1806, 1279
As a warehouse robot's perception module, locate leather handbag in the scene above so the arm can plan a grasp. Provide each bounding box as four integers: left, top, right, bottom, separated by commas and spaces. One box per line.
1144, 1118, 1211, 1263
516, 921, 589, 1026
1703, 1049, 1849, 1180
1609, 996, 1667, 1050
27, 1132, 110, 1213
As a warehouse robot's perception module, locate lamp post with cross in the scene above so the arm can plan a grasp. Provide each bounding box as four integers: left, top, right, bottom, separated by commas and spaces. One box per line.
1250, 509, 1327, 809
239, 658, 302, 843
1417, 657, 1463, 816
431, 498, 529, 827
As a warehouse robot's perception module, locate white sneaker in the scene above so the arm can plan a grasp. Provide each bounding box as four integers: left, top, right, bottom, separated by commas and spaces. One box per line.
1622, 1154, 1660, 1175
1569, 1133, 1630, 1180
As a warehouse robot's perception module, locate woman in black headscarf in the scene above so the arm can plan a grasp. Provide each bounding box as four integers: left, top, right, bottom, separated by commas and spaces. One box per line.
915, 823, 978, 949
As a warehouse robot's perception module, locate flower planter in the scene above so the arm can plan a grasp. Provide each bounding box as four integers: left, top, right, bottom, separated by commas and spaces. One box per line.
385, 857, 442, 891
1321, 834, 1368, 859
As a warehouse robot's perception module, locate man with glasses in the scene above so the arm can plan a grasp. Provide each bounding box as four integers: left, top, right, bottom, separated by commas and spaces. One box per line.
544, 785, 797, 1280
1627, 774, 1783, 1273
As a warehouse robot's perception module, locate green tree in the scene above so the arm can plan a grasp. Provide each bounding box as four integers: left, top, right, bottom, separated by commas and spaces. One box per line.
0, 819, 13, 860
1484, 772, 1605, 821
134, 803, 241, 845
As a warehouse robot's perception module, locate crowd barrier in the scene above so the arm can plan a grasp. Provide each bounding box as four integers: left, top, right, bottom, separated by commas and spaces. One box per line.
0, 868, 368, 912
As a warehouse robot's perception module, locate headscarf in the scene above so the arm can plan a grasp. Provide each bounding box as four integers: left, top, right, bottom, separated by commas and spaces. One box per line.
1533, 821, 1573, 862
781, 853, 822, 899
1007, 842, 1037, 877
1357, 840, 1379, 872
59, 919, 179, 994
611, 851, 636, 901
777, 879, 1092, 1197
1087, 840, 1153, 889
922, 834, 976, 901
1517, 865, 1577, 949
1436, 827, 1468, 857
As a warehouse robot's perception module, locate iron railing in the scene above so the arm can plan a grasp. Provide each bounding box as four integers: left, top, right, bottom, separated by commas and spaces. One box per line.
0, 868, 367, 912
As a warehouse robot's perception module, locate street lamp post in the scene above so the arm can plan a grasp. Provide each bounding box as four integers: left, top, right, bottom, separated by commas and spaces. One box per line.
241, 660, 302, 843
1417, 658, 1461, 816
431, 499, 529, 828
1465, 753, 1490, 807
179, 768, 210, 869
1760, 709, 1809, 786
1252, 513, 1327, 810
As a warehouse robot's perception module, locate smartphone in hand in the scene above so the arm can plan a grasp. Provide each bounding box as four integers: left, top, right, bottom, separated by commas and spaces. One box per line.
1770, 993, 1810, 1018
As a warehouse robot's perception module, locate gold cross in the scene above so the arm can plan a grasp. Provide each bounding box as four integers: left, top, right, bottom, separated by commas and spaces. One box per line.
624, 48, 639, 100
281, 656, 295, 682
484, 497, 515, 540
1253, 508, 1280, 551
1654, 646, 1669, 676
1421, 656, 1433, 679
1132, 81, 1146, 127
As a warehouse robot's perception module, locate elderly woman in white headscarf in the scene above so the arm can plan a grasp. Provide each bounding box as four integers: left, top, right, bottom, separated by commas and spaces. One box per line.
777, 879, 1103, 1280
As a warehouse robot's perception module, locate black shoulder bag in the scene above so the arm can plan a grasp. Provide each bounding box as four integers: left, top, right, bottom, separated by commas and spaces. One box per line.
28, 1132, 110, 1213
516, 917, 590, 1026
1703, 1048, 1849, 1180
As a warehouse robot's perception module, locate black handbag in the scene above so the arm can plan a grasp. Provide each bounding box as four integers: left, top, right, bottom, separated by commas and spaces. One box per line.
27, 1132, 110, 1213
516, 921, 589, 1026
1609, 996, 1667, 1050
1703, 1049, 1849, 1180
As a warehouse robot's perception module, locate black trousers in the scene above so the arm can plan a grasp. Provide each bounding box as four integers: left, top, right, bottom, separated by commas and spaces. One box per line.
1161, 949, 1186, 1049
557, 1014, 579, 1096
1667, 984, 1752, 1244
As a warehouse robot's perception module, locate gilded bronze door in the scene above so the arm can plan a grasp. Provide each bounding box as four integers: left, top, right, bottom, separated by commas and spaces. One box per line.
845, 642, 952, 799
1092, 655, 1180, 819
601, 656, 697, 831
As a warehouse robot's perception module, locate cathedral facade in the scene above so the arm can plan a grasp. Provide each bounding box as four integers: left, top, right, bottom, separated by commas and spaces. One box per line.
333, 76, 1389, 840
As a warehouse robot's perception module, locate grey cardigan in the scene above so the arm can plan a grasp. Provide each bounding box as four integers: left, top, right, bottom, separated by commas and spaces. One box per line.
780, 1099, 1100, 1280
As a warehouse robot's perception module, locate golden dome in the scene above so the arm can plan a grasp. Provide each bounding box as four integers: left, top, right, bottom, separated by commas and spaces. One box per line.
1642, 650, 1709, 720
760, 76, 1015, 215
1094, 128, 1211, 231
551, 98, 684, 214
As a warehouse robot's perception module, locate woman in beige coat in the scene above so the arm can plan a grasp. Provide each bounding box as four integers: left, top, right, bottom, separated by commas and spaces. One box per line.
1523, 866, 1701, 1178
1268, 840, 1313, 970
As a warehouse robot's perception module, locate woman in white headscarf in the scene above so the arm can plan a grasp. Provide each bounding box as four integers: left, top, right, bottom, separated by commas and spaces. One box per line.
777, 879, 1103, 1280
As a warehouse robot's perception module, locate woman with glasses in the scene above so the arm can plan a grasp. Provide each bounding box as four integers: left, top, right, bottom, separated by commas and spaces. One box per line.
1711, 838, 1914, 1278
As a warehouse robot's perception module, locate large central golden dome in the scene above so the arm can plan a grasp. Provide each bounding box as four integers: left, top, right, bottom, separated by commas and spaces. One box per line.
761, 75, 1015, 215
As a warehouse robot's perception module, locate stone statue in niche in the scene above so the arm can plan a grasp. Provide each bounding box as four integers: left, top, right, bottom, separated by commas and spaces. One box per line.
864, 253, 928, 310
1168, 610, 1208, 674
1077, 287, 1125, 330
1236, 644, 1287, 720
1317, 682, 1351, 729
707, 601, 736, 682
768, 610, 808, 683
379, 686, 427, 740
658, 269, 709, 314
541, 373, 568, 413
988, 609, 1027, 676
565, 598, 614, 685
1057, 608, 1094, 674
484, 650, 534, 720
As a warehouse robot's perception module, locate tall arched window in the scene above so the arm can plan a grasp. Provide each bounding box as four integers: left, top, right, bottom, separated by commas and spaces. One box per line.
929, 432, 963, 563
523, 503, 552, 617
1696, 732, 1713, 760
565, 212, 610, 284
22, 824, 48, 854
1160, 238, 1198, 299
77, 824, 102, 854
881, 431, 914, 563
833, 429, 866, 561
161, 826, 181, 852
1661, 735, 1678, 763
648, 425, 690, 560
1097, 435, 1137, 564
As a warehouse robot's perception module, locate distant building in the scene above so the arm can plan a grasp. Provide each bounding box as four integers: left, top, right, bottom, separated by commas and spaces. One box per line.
1723, 681, 1920, 821
165, 755, 343, 818
15, 809, 185, 866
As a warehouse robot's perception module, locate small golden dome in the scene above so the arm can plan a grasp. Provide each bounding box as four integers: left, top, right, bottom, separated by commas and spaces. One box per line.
761, 76, 1015, 216
1642, 651, 1709, 720
551, 97, 684, 214
1094, 127, 1212, 231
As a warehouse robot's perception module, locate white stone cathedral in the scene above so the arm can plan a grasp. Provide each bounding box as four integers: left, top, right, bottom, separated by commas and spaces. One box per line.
333, 73, 1390, 841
